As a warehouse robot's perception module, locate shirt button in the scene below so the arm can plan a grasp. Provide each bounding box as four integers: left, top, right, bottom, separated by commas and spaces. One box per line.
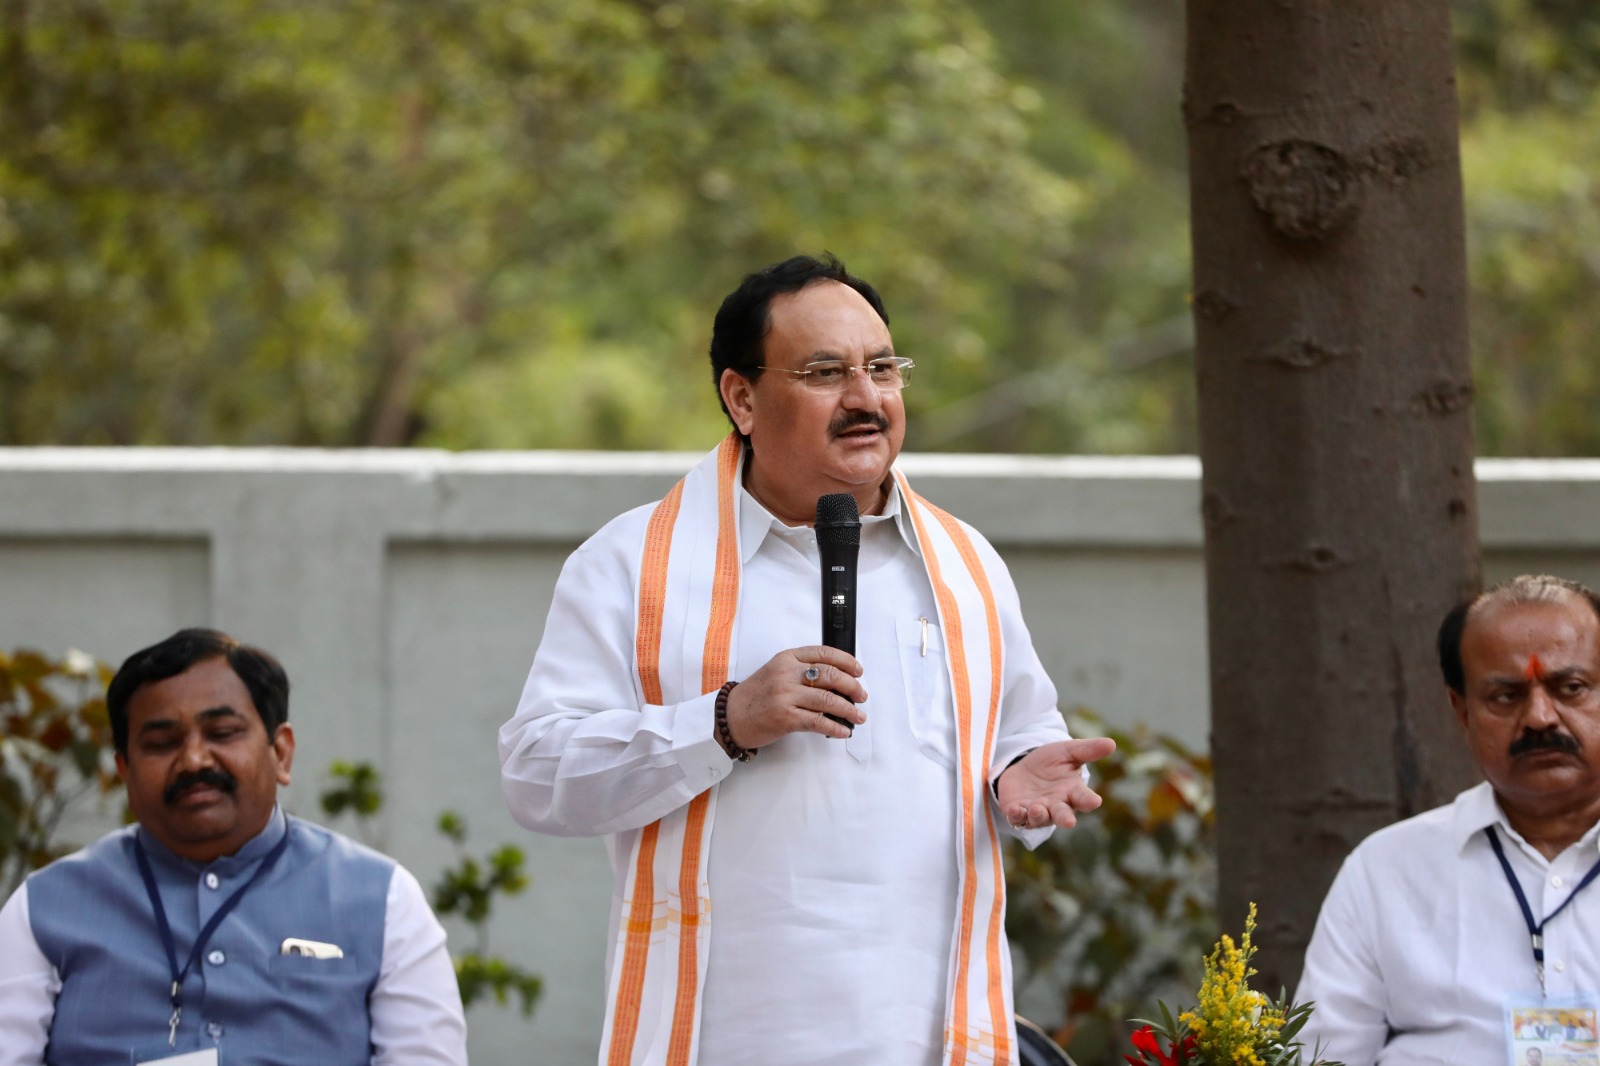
207, 950, 226, 966
1555, 960, 1567, 973
205, 873, 220, 890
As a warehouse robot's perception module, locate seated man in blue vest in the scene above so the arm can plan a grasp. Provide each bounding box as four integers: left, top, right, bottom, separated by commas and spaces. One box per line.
0, 628, 467, 1065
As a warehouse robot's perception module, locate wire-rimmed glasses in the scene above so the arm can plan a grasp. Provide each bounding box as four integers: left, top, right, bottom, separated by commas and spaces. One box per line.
757, 357, 914, 392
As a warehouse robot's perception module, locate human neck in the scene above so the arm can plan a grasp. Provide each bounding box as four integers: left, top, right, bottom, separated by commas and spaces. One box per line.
1500, 793, 1600, 860
743, 469, 889, 527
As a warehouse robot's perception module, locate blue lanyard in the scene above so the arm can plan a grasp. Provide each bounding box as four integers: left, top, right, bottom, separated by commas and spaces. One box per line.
1486, 825, 1600, 996
133, 828, 291, 1047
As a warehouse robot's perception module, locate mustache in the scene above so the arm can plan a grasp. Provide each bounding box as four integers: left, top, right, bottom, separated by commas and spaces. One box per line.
1508, 728, 1582, 758
164, 767, 237, 804
828, 411, 890, 437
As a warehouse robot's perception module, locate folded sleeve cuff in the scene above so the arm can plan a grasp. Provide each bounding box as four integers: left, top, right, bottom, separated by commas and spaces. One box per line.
671, 689, 736, 789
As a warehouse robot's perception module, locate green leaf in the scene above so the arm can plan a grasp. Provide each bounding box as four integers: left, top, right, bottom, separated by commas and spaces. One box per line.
437, 811, 466, 843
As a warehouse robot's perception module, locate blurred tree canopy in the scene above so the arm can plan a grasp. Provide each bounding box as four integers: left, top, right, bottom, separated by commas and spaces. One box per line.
0, 0, 1597, 455
0, 0, 1085, 449
1455, 0, 1600, 455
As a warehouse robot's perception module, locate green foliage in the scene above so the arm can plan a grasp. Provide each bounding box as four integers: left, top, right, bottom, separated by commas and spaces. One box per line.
453, 952, 543, 1019
956, 0, 1195, 455
318, 763, 541, 1017
7, 0, 1600, 456
0, 0, 1085, 451
1456, 0, 1600, 115
1452, 1, 1600, 457
431, 813, 528, 927
1006, 710, 1215, 1066
320, 760, 383, 819
0, 648, 121, 896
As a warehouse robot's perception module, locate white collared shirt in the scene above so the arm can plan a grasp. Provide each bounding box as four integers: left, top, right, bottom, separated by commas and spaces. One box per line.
500, 478, 1070, 1064
1297, 781, 1600, 1066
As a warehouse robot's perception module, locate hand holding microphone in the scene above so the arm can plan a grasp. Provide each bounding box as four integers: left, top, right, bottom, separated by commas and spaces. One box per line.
717, 493, 868, 752
720, 646, 866, 749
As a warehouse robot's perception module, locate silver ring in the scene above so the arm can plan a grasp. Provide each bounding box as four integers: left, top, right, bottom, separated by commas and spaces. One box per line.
803, 665, 822, 685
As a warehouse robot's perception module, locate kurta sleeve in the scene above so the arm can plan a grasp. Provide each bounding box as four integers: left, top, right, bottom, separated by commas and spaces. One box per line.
498, 511, 733, 838
369, 865, 467, 1066
0, 883, 59, 1066
1295, 852, 1390, 1066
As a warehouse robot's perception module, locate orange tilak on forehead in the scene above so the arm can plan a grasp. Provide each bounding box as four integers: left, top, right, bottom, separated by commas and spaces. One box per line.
1525, 654, 1546, 682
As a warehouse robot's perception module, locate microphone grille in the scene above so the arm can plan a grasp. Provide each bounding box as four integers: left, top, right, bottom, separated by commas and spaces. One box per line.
815, 493, 861, 547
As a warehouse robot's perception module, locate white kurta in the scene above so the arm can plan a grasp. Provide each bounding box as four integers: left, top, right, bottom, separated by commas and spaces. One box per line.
1296, 781, 1600, 1066
500, 477, 1069, 1065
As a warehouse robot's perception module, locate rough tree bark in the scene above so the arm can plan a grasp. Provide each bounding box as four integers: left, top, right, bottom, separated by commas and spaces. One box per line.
1185, 0, 1482, 991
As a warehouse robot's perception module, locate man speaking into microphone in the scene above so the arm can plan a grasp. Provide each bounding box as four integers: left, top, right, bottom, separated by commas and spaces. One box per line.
499, 254, 1114, 1066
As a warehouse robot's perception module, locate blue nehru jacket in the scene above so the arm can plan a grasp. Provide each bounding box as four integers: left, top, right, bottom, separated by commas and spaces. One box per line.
27, 806, 393, 1065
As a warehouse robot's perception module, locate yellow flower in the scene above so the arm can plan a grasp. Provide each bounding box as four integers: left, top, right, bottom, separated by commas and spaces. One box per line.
1179, 904, 1284, 1066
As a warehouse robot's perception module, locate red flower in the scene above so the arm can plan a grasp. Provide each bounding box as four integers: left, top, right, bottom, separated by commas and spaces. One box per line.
1123, 1026, 1199, 1066
1125, 1025, 1184, 1066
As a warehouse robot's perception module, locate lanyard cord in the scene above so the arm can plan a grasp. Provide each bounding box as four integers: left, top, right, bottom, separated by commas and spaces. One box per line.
1486, 825, 1600, 996
133, 827, 291, 1046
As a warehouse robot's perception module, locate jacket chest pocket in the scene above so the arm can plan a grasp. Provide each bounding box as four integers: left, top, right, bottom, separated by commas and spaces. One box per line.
266, 950, 360, 985
897, 615, 955, 769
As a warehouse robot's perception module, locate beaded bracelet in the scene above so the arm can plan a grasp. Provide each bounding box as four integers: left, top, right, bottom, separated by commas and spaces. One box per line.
715, 680, 755, 762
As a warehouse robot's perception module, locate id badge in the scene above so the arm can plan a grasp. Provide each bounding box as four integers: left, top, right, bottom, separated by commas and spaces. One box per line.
133, 1049, 219, 1066
1506, 996, 1600, 1066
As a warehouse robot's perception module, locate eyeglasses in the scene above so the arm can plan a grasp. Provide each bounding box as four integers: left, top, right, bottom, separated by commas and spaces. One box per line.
757, 357, 914, 392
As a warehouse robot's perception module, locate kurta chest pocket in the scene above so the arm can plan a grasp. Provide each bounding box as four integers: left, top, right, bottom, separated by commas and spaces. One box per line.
897, 615, 955, 768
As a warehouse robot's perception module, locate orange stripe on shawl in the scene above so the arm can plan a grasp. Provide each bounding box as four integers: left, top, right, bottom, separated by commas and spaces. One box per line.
636, 479, 686, 707
608, 476, 686, 1065
666, 791, 712, 1064
664, 433, 742, 1064
897, 476, 981, 1064
925, 497, 1011, 1066
698, 433, 743, 690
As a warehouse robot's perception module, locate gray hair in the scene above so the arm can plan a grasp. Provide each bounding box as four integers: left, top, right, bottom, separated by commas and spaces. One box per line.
1437, 575, 1600, 694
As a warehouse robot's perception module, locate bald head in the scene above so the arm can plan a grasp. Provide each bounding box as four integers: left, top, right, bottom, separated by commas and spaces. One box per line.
1439, 575, 1600, 695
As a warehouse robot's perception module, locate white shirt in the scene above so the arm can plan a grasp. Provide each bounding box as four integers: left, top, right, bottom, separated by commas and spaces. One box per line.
500, 481, 1069, 1065
1297, 781, 1600, 1066
0, 815, 466, 1066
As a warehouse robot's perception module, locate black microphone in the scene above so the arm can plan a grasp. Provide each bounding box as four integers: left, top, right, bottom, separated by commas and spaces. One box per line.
816, 493, 860, 732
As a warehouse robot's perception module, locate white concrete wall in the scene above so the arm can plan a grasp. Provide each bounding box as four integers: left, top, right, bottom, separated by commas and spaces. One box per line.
3, 448, 1599, 1063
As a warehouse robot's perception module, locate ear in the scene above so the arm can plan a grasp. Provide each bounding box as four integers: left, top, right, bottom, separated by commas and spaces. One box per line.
720, 368, 757, 437
1447, 687, 1468, 733
270, 722, 296, 785
115, 750, 128, 780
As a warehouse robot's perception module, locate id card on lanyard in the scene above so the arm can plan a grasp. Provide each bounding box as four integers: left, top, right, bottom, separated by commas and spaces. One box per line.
1490, 827, 1600, 1066
1506, 999, 1600, 1066
131, 828, 290, 1060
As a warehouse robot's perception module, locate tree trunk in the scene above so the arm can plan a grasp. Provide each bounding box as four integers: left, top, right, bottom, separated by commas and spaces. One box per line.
1185, 0, 1482, 991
